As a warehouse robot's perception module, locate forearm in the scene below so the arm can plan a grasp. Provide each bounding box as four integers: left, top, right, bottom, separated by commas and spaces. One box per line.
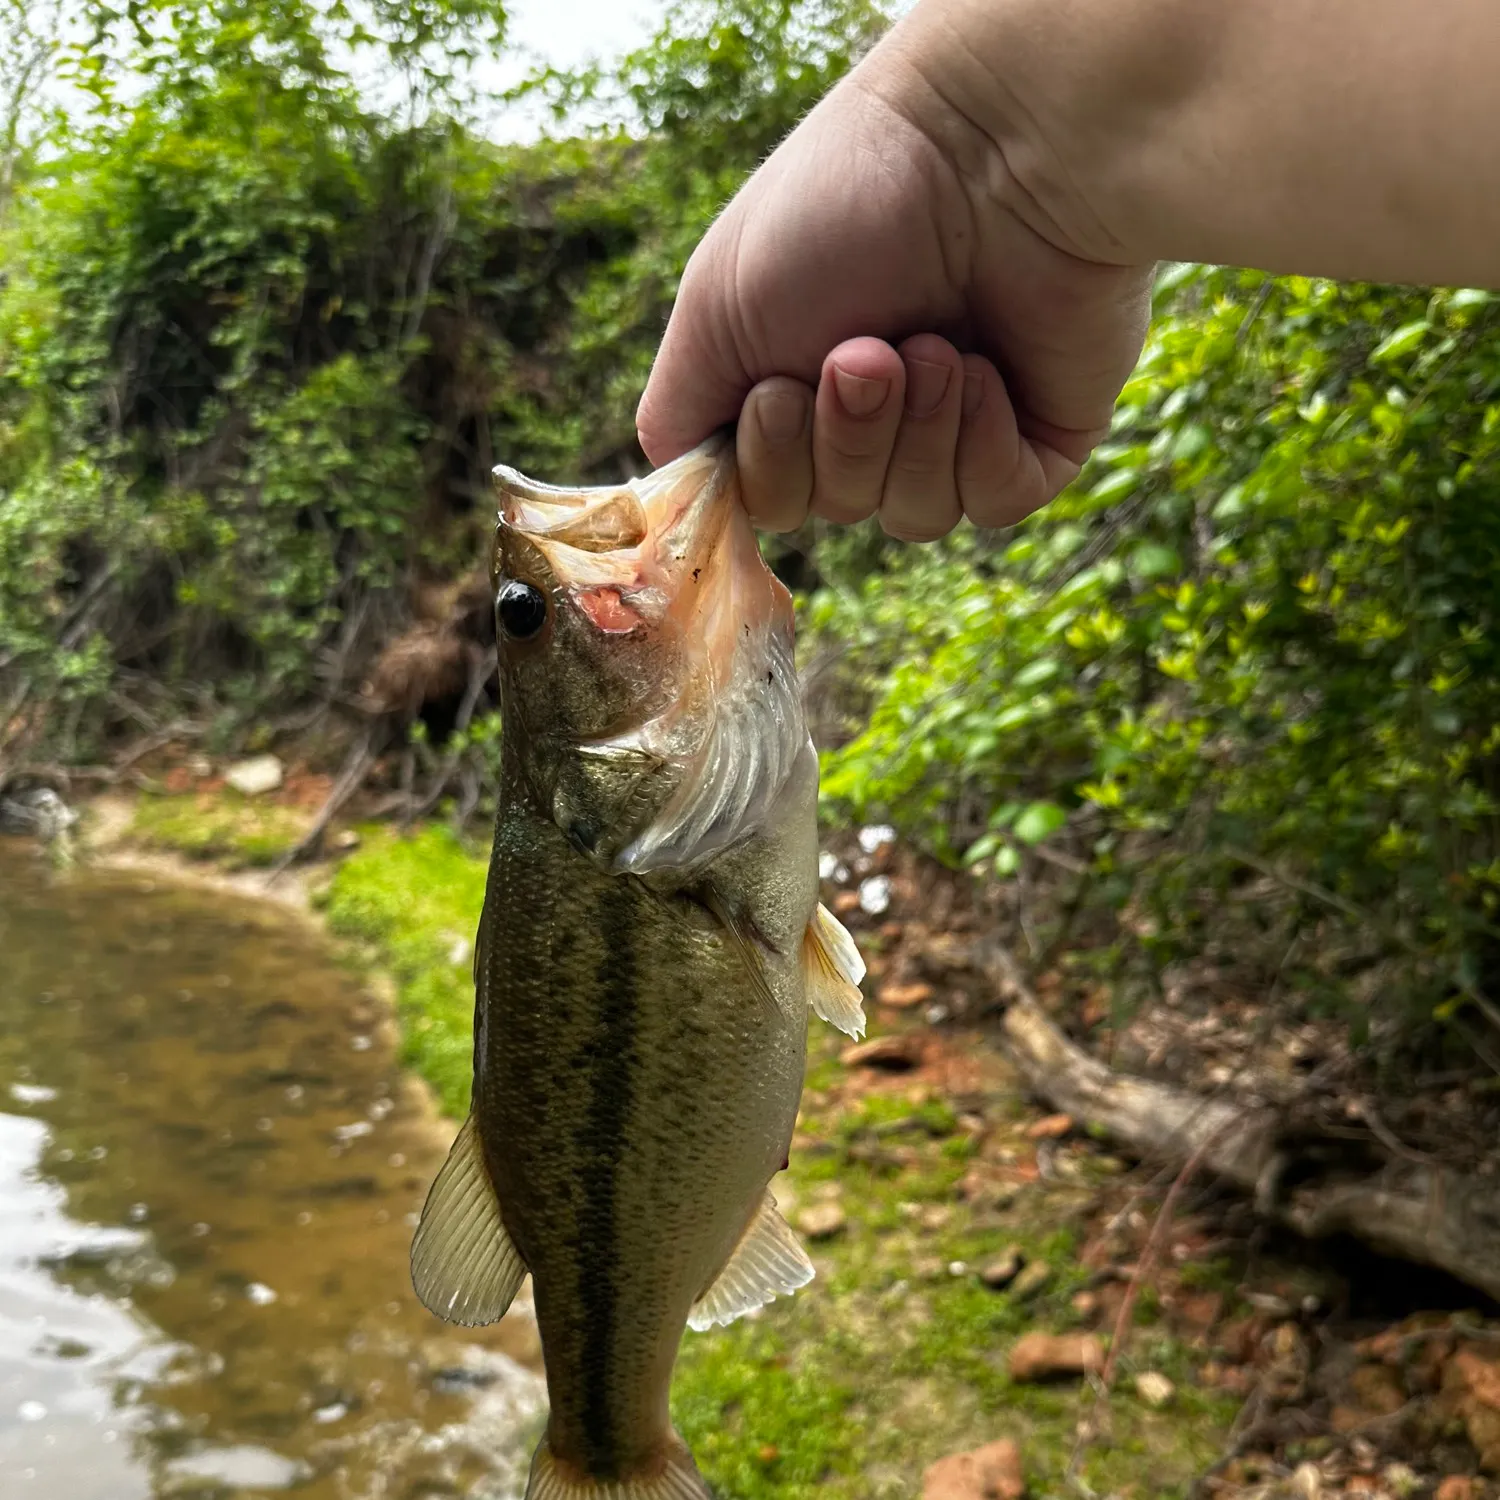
884, 0, 1500, 287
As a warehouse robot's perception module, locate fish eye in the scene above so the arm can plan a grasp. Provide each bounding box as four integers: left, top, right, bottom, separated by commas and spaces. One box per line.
496, 579, 548, 641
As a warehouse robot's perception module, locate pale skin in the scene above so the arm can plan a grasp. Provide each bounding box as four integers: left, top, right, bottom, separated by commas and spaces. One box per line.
636, 0, 1500, 542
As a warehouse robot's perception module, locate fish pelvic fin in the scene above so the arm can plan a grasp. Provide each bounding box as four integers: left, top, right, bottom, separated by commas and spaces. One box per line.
411, 1112, 527, 1327
688, 1188, 814, 1333
803, 901, 867, 1040
526, 1434, 711, 1500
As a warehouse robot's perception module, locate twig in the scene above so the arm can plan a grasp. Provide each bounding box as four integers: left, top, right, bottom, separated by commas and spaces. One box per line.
265, 725, 380, 882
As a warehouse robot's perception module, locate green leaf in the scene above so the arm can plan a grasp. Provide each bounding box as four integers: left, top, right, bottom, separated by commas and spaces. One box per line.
1013, 801, 1068, 845
1370, 321, 1429, 362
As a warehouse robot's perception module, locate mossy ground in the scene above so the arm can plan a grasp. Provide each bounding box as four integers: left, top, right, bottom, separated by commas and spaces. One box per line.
313, 822, 1242, 1499
130, 790, 311, 868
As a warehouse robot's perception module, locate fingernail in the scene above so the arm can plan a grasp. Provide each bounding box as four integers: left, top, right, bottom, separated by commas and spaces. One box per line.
754, 387, 808, 445
904, 359, 952, 418
962, 370, 985, 417
832, 364, 891, 419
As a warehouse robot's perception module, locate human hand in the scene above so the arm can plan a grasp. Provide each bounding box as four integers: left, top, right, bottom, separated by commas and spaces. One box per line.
635, 4, 1154, 540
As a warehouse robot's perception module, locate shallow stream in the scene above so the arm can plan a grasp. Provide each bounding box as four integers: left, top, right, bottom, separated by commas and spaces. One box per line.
0, 843, 543, 1500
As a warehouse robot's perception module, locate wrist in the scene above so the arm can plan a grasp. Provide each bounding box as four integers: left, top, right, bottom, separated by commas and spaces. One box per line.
865, 0, 1195, 267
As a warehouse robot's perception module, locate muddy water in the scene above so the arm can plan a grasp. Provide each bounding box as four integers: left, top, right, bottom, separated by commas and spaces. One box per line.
0, 842, 545, 1499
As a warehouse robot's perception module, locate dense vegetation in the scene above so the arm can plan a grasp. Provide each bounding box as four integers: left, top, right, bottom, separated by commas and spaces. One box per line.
3, 0, 1498, 1074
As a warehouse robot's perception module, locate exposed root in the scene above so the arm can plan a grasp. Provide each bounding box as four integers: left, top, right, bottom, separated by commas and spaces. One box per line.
978, 940, 1500, 1304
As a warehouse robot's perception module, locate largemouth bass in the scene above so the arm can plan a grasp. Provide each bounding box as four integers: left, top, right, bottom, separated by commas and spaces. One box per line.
410, 435, 866, 1500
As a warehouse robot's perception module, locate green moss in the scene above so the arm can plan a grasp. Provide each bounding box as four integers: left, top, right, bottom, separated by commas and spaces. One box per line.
131, 792, 309, 867
319, 822, 488, 1117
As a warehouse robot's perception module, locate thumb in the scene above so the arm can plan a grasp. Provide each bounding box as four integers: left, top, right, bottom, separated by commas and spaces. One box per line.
636, 237, 756, 467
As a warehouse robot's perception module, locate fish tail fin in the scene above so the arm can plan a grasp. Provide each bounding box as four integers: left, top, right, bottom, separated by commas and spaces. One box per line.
525, 1433, 712, 1500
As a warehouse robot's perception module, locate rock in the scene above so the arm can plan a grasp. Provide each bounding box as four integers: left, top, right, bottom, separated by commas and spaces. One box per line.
225, 754, 284, 796
1008, 1332, 1102, 1383
1009, 1261, 1052, 1300
1441, 1346, 1500, 1471
1348, 1362, 1406, 1417
980, 1247, 1024, 1290
922, 1438, 1025, 1500
1023, 1113, 1074, 1141
858, 875, 892, 914
796, 1202, 846, 1241
332, 828, 361, 851
1133, 1372, 1174, 1408
841, 1034, 924, 1071
1288, 1461, 1323, 1499
1435, 1479, 1475, 1500
1070, 1291, 1099, 1319
878, 981, 935, 1010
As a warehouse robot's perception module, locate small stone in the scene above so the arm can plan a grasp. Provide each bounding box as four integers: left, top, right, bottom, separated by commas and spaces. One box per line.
980, 1247, 1024, 1290
841, 1034, 924, 1070
1071, 1291, 1099, 1318
1289, 1461, 1322, 1499
922, 1438, 1025, 1500
1024, 1114, 1074, 1141
878, 981, 936, 1010
796, 1202, 846, 1240
1348, 1362, 1406, 1416
1010, 1261, 1052, 1300
1133, 1372, 1175, 1408
1382, 1463, 1419, 1498
332, 829, 361, 851
225, 754, 284, 796
1008, 1332, 1102, 1383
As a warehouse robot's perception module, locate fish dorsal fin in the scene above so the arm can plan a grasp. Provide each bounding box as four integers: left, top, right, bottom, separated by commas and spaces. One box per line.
411, 1112, 527, 1327
803, 902, 867, 1039
525, 1434, 710, 1499
613, 628, 804, 875
687, 1189, 815, 1332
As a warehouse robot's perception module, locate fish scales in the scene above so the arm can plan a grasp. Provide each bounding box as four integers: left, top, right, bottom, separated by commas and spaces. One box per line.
410, 437, 867, 1500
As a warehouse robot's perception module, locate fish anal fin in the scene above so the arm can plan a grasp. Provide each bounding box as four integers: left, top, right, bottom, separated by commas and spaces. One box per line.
526, 1434, 710, 1500
411, 1113, 527, 1328
688, 1189, 815, 1333
804, 902, 867, 1039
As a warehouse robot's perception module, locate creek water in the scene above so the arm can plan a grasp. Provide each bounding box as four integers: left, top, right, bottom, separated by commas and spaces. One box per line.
0, 841, 545, 1499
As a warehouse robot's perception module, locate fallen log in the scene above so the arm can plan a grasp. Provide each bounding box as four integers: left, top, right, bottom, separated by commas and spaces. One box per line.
979, 940, 1500, 1305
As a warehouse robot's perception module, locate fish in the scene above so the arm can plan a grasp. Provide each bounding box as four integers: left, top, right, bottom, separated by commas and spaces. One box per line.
409, 433, 867, 1500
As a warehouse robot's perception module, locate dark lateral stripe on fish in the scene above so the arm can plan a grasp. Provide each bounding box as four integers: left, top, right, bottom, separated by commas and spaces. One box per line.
577, 882, 641, 1473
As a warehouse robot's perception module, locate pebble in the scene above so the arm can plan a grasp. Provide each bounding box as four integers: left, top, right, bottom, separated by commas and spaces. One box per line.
795, 1202, 846, 1241
1008, 1331, 1103, 1383
1024, 1113, 1074, 1141
922, 1438, 1025, 1500
1133, 1371, 1175, 1408
1009, 1260, 1052, 1300
225, 754, 284, 796
979, 1247, 1023, 1290
877, 981, 935, 1010
840, 1034, 924, 1070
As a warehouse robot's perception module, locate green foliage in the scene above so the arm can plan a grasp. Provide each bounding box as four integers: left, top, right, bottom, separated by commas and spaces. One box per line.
815, 269, 1500, 1050
130, 789, 309, 865
0, 0, 887, 757
320, 822, 488, 1115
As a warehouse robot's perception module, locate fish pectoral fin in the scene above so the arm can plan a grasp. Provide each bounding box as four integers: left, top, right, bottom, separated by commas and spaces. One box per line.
526, 1434, 710, 1500
687, 1189, 815, 1332
697, 885, 780, 1017
410, 1112, 527, 1328
803, 901, 868, 1039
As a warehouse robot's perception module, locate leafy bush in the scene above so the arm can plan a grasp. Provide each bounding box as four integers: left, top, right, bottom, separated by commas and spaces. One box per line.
815, 269, 1500, 1053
